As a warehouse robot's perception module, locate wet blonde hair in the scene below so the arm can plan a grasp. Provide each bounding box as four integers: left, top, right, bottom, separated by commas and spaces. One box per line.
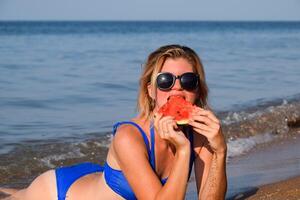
137, 44, 209, 120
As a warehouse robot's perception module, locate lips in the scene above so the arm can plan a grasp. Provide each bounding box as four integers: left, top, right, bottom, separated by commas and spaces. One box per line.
167, 94, 186, 100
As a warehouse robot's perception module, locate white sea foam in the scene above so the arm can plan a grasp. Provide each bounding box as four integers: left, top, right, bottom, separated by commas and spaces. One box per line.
94, 134, 112, 147
40, 146, 85, 168
222, 110, 263, 125
227, 132, 276, 158
78, 134, 112, 148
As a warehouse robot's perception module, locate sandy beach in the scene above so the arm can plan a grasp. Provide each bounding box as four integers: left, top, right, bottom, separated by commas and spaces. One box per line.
1, 132, 300, 200
186, 126, 300, 199
227, 128, 300, 199
1, 125, 300, 200
187, 175, 300, 200
1, 177, 300, 200
235, 175, 300, 200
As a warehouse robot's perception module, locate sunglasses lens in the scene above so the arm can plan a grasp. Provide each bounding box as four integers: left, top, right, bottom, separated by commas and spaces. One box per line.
180, 73, 199, 90
156, 73, 174, 90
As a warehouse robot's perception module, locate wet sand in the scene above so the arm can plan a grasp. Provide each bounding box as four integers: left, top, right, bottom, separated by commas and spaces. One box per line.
1, 131, 300, 200
187, 175, 300, 200
237, 175, 300, 200
227, 128, 300, 199
186, 128, 300, 199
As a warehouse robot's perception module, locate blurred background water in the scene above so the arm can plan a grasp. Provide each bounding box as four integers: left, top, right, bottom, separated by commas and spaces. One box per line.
0, 20, 300, 152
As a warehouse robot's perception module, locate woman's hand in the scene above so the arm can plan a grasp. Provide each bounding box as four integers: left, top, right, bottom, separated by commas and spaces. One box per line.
188, 107, 227, 154
153, 113, 190, 153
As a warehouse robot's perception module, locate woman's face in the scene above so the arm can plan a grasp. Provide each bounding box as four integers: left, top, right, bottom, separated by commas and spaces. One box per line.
150, 57, 198, 111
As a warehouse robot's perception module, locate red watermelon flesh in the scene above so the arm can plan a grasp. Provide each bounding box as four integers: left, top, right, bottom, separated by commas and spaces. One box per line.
158, 96, 195, 125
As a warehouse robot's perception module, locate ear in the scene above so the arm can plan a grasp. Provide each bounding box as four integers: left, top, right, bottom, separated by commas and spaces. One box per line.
147, 83, 155, 100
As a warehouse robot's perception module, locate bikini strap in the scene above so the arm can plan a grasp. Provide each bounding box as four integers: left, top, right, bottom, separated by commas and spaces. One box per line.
150, 125, 195, 176
150, 124, 156, 170
188, 128, 195, 180
113, 121, 152, 163
150, 125, 195, 180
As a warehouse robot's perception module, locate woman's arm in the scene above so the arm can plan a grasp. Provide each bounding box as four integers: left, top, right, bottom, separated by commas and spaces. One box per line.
193, 138, 227, 200
189, 107, 227, 200
113, 115, 191, 200
199, 149, 227, 200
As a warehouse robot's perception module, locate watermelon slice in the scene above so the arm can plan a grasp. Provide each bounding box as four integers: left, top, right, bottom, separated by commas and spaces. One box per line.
158, 96, 194, 125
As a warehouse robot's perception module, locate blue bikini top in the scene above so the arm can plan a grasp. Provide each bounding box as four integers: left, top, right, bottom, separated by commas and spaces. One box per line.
104, 121, 195, 200
55, 121, 195, 200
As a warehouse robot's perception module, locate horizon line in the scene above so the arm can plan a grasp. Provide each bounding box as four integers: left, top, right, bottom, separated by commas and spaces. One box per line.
0, 19, 300, 23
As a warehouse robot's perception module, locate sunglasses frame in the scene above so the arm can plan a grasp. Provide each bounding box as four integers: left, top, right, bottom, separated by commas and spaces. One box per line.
156, 72, 199, 91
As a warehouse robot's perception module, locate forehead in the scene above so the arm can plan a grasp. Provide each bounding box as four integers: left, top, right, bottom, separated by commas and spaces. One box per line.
160, 58, 194, 74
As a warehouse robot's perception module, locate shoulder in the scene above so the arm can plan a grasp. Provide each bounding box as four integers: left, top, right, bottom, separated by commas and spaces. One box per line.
112, 123, 149, 160
12, 170, 57, 200
113, 123, 146, 148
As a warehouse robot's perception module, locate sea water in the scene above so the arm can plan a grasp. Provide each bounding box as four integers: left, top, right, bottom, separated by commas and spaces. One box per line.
0, 21, 300, 191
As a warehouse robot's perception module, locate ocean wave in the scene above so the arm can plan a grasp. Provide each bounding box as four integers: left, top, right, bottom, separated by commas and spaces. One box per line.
227, 132, 276, 158
0, 98, 299, 187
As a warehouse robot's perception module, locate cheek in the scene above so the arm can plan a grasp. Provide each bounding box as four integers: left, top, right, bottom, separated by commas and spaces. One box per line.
155, 90, 169, 107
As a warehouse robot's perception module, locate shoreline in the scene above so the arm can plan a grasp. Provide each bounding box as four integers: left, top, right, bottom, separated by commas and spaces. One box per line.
0, 99, 299, 199
227, 130, 300, 199
233, 175, 300, 200
186, 127, 300, 199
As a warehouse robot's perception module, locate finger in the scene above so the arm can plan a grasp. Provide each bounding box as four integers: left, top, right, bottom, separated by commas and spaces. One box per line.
195, 110, 221, 131
169, 120, 186, 138
160, 116, 174, 139
165, 121, 181, 143
189, 120, 212, 132
190, 117, 220, 132
161, 116, 172, 133
203, 111, 219, 124
193, 108, 220, 124
165, 120, 174, 138
157, 114, 167, 139
190, 115, 214, 127
166, 118, 174, 130
154, 113, 164, 137
192, 106, 204, 115
173, 123, 179, 132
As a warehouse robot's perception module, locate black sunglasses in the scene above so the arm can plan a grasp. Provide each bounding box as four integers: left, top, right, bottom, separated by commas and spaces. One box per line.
156, 72, 199, 91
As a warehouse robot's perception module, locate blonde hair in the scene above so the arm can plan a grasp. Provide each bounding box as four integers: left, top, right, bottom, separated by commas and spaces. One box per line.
137, 44, 209, 120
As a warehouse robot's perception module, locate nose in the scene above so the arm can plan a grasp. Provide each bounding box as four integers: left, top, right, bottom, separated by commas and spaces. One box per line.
172, 78, 182, 90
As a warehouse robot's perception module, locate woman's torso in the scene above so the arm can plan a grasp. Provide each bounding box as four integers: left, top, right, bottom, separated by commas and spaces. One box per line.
55, 118, 194, 200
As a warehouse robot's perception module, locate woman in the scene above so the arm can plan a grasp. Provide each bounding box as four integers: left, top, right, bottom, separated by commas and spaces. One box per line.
1, 44, 227, 200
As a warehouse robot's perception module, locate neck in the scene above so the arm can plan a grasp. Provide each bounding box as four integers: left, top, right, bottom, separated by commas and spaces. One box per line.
132, 117, 151, 129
